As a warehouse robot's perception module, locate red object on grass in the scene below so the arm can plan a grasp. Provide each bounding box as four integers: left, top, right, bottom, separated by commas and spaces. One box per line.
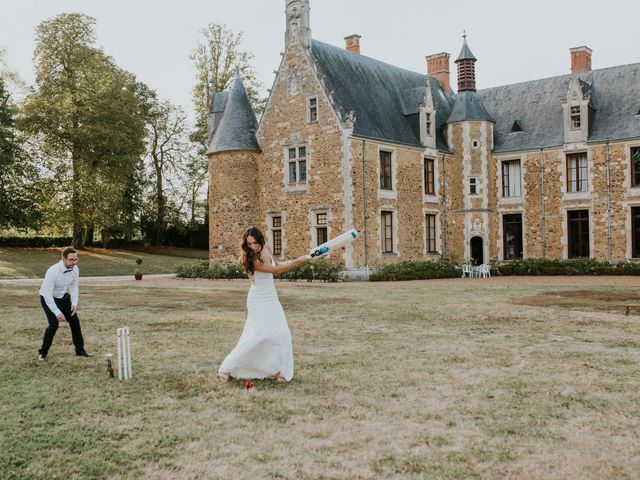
245, 380, 253, 389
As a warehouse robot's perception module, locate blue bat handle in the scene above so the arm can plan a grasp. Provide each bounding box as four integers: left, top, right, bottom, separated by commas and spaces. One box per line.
311, 246, 330, 257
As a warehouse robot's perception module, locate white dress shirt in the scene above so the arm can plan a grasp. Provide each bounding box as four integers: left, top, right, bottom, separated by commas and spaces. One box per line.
39, 261, 79, 317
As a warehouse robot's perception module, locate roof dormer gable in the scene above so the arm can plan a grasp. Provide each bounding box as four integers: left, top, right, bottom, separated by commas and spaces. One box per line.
563, 76, 592, 144
419, 80, 437, 148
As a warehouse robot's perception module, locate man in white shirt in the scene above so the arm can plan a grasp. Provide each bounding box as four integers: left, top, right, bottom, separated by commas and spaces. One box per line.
38, 247, 92, 361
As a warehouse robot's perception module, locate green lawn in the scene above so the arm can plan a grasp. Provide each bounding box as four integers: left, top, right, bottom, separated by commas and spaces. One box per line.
0, 247, 208, 278
1, 277, 639, 479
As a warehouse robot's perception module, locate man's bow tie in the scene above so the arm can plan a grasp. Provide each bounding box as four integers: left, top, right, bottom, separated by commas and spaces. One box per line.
63, 269, 73, 273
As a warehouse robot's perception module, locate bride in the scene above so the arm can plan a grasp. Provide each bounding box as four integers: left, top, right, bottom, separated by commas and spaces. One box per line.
218, 226, 312, 383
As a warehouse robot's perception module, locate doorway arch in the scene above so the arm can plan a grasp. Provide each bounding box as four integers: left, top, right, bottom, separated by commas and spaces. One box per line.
470, 236, 484, 265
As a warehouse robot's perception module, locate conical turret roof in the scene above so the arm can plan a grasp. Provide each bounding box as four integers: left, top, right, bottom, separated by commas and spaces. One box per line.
455, 35, 477, 62
207, 75, 260, 154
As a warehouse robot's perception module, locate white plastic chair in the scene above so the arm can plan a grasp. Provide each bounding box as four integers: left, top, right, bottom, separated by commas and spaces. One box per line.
461, 264, 472, 278
479, 264, 491, 278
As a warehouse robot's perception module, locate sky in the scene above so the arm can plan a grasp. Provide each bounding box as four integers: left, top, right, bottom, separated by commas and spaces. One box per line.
1, 0, 638, 122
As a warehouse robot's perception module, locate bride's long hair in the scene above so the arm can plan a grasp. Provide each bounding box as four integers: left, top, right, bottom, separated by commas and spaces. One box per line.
239, 226, 265, 275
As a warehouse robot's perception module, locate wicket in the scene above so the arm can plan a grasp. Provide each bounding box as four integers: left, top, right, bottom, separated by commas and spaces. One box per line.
116, 326, 132, 380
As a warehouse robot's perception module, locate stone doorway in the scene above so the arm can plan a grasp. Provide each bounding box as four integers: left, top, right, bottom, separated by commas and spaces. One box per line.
471, 236, 484, 265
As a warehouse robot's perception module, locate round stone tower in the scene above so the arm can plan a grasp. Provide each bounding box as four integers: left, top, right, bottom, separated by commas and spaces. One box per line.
207, 75, 261, 263
446, 35, 495, 265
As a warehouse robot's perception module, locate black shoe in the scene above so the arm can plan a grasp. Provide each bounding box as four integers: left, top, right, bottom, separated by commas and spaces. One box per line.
38, 353, 47, 361
76, 351, 92, 357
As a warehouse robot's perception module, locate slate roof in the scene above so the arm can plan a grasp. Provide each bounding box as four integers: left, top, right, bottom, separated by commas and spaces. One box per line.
207, 76, 260, 154
446, 91, 494, 123
477, 63, 640, 152
455, 37, 476, 62
210, 91, 229, 133
311, 40, 453, 151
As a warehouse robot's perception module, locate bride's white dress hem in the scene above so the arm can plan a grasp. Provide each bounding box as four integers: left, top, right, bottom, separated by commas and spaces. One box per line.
218, 263, 294, 381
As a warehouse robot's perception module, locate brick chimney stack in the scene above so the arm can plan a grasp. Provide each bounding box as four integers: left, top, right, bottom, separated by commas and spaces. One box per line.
344, 34, 361, 54
426, 52, 451, 94
570, 46, 592, 74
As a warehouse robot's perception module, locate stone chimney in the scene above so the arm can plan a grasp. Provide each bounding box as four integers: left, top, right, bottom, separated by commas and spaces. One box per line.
344, 34, 361, 54
570, 46, 592, 74
426, 52, 451, 94
285, 0, 311, 49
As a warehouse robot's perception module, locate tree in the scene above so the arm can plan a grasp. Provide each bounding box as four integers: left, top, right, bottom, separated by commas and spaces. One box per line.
190, 23, 264, 152
0, 74, 43, 230
145, 98, 191, 245
20, 13, 148, 246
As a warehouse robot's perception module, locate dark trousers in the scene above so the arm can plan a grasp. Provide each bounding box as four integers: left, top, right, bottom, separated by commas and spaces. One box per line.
39, 294, 85, 355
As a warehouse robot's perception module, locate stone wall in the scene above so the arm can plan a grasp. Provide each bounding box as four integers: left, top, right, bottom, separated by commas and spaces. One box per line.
208, 151, 259, 262
255, 37, 346, 263
210, 35, 640, 269
349, 140, 441, 268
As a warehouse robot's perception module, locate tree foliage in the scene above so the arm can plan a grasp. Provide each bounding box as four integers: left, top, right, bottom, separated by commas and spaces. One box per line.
0, 76, 43, 230
190, 23, 264, 152
143, 98, 192, 245
20, 13, 148, 246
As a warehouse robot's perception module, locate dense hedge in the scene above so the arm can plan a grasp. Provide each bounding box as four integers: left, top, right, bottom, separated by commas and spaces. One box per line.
369, 255, 460, 281
176, 260, 343, 282
493, 258, 640, 276
0, 236, 73, 248
0, 236, 147, 248
277, 261, 343, 282
175, 261, 246, 279
368, 257, 640, 281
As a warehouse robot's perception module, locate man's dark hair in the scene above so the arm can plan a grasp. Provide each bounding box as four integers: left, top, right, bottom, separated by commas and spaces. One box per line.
62, 246, 77, 258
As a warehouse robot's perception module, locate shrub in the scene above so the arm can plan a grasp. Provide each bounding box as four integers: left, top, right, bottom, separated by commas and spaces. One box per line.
0, 236, 73, 248
277, 261, 343, 282
175, 260, 343, 282
175, 261, 246, 279
369, 255, 459, 281
493, 258, 640, 276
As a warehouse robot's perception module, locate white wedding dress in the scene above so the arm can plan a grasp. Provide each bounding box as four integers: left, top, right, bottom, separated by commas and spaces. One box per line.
218, 260, 294, 381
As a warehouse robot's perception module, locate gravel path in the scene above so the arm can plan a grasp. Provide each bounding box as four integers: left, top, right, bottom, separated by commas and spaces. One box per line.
2, 274, 639, 288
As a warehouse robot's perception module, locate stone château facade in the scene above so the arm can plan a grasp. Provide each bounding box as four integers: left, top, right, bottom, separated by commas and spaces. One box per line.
208, 0, 640, 277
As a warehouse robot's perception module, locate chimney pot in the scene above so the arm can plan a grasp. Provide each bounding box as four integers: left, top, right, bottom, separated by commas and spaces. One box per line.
570, 46, 592, 74
344, 34, 361, 54
426, 52, 451, 94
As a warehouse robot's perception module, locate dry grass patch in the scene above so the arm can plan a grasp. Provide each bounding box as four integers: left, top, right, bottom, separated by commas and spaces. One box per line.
515, 288, 640, 315
1, 279, 639, 479
0, 247, 207, 279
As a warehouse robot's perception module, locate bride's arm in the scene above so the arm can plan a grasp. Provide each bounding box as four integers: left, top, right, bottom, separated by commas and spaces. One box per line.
264, 244, 286, 267
254, 250, 311, 274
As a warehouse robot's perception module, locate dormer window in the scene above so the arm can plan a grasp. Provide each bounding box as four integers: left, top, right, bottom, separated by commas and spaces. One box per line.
570, 106, 581, 129
563, 77, 590, 144
511, 120, 523, 132
419, 83, 437, 148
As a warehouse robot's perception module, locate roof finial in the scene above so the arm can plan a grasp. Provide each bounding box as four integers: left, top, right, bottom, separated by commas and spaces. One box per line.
235, 66, 241, 78
463, 30, 466, 40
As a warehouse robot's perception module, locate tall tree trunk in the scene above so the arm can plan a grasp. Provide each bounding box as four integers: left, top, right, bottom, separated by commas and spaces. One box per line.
155, 170, 164, 246
71, 154, 83, 247
85, 226, 94, 246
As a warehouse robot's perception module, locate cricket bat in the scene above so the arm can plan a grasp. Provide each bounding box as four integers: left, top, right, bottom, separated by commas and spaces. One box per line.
310, 229, 358, 258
